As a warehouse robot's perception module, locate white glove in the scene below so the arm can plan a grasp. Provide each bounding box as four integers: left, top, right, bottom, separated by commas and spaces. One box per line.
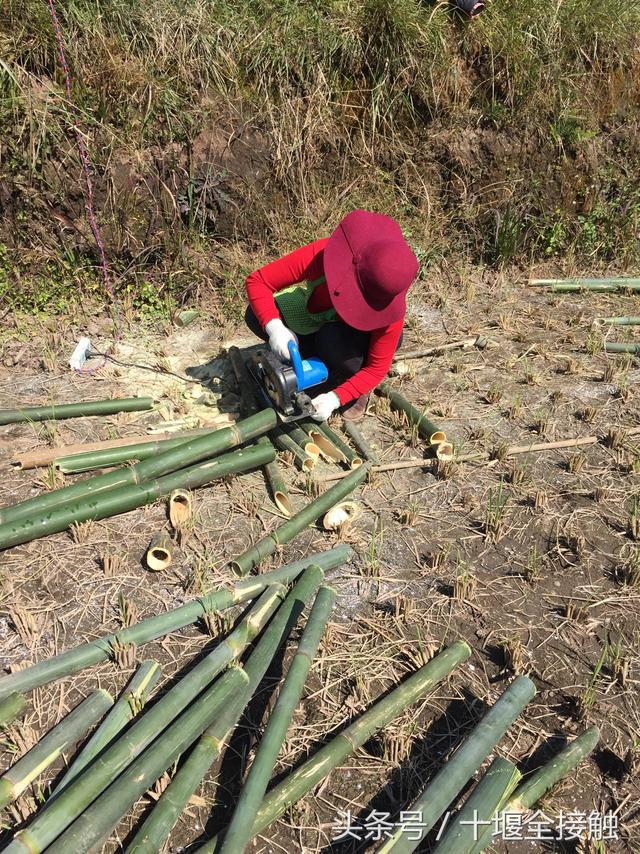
265, 318, 298, 362
311, 391, 340, 422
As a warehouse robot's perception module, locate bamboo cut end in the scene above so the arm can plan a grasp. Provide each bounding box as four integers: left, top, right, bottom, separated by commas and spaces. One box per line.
301, 442, 321, 462
429, 431, 447, 444
168, 489, 193, 528
274, 491, 293, 517
435, 441, 455, 462
349, 457, 363, 469
145, 533, 174, 572
322, 501, 361, 530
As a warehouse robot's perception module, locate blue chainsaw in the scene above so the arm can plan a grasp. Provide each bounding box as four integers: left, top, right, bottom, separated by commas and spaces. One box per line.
249, 340, 328, 422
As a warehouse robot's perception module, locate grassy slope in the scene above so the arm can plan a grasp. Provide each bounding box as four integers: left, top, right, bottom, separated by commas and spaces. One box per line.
0, 0, 639, 313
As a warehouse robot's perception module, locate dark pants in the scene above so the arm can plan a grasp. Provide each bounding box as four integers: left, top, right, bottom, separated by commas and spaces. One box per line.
245, 306, 374, 388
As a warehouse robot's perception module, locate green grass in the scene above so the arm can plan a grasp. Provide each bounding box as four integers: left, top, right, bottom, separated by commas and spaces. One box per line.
1, 0, 639, 308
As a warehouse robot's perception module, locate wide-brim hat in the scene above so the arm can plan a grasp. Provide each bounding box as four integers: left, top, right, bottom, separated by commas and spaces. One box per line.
323, 209, 419, 332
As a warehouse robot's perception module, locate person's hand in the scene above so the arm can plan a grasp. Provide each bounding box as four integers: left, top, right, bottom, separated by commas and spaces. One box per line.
311, 392, 340, 422
265, 318, 298, 362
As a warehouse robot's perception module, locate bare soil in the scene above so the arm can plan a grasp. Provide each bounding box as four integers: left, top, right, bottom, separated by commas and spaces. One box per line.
0, 271, 639, 852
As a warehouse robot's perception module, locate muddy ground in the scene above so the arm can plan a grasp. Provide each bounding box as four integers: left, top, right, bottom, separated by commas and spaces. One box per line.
0, 271, 639, 852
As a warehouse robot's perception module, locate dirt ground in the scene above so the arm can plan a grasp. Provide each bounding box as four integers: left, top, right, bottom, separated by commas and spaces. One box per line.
0, 270, 639, 853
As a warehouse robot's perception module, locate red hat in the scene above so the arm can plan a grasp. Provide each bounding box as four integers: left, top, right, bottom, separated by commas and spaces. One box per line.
323, 210, 419, 332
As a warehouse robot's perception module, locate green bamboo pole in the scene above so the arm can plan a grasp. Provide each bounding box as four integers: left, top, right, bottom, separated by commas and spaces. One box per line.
313, 421, 362, 467
287, 425, 320, 460
0, 692, 26, 727
0, 409, 276, 527
125, 566, 326, 853
53, 661, 161, 795
531, 277, 640, 291
599, 316, 640, 326
470, 727, 599, 853
432, 757, 521, 854
5, 588, 284, 854
0, 689, 113, 810
55, 431, 214, 473
377, 383, 446, 444
44, 666, 249, 854
227, 346, 294, 517
0, 397, 155, 426
271, 428, 316, 472
231, 463, 370, 575
195, 640, 471, 852
0, 443, 274, 550
604, 342, 640, 354
299, 420, 347, 463
342, 420, 380, 464
218, 585, 335, 854
0, 545, 352, 700
378, 675, 536, 854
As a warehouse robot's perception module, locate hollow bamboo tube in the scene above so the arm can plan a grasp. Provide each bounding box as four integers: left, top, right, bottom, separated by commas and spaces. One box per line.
6, 591, 284, 854
377, 383, 446, 444
11, 429, 213, 471
378, 676, 536, 853
0, 546, 352, 700
43, 668, 249, 854
168, 489, 193, 528
599, 316, 640, 326
0, 397, 155, 426
271, 428, 316, 472
0, 690, 113, 810
125, 567, 325, 853
0, 409, 276, 527
604, 342, 640, 354
55, 432, 213, 473
435, 441, 455, 461
432, 757, 521, 854
231, 464, 369, 575
216, 585, 335, 854
0, 444, 274, 550
227, 346, 294, 517
53, 661, 161, 794
195, 640, 472, 852
313, 421, 362, 467
342, 420, 380, 464
470, 727, 599, 853
145, 533, 174, 572
287, 425, 321, 461
0, 692, 27, 727
299, 421, 346, 463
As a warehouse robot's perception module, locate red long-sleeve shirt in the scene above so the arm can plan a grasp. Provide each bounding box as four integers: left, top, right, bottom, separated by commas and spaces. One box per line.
245, 239, 403, 405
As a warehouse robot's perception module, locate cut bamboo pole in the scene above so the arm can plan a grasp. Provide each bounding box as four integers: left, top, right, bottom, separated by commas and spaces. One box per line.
195, 640, 471, 852
599, 316, 640, 326
396, 337, 480, 360
287, 425, 321, 461
506, 436, 597, 455
11, 429, 213, 471
0, 689, 113, 810
378, 675, 536, 854
0, 397, 155, 426
0, 444, 274, 550
6, 590, 284, 854
0, 692, 27, 727
0, 409, 276, 527
531, 277, 640, 291
125, 567, 326, 853
0, 545, 352, 700
53, 661, 161, 794
470, 727, 599, 853
313, 421, 362, 468
377, 383, 447, 444
43, 668, 249, 854
299, 420, 346, 464
145, 533, 174, 572
217, 585, 335, 854
231, 464, 369, 575
604, 342, 640, 354
271, 428, 316, 472
168, 489, 193, 528
342, 420, 380, 464
55, 432, 213, 474
226, 346, 294, 517
432, 757, 521, 854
